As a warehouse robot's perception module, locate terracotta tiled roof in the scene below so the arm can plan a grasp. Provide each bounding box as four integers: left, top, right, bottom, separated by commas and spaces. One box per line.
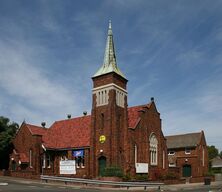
43, 115, 91, 149
128, 103, 152, 128
19, 153, 29, 163
24, 104, 151, 150
26, 124, 48, 136
166, 132, 202, 149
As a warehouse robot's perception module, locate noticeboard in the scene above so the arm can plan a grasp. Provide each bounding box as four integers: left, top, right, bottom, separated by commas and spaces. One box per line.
60, 160, 76, 175
136, 163, 149, 173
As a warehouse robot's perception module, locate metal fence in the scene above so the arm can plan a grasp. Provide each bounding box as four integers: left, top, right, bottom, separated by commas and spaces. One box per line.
41, 175, 164, 190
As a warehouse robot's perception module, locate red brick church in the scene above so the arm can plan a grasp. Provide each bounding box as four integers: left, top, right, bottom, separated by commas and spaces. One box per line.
9, 22, 207, 180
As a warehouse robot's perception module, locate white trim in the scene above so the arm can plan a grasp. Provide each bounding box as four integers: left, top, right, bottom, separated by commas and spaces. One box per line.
163, 150, 165, 169
149, 133, 158, 166
42, 144, 46, 151
168, 151, 175, 155
169, 163, 176, 167
135, 144, 137, 165
29, 149, 32, 168
185, 148, 191, 154
92, 83, 127, 93
202, 148, 205, 166
43, 153, 46, 168
93, 83, 127, 108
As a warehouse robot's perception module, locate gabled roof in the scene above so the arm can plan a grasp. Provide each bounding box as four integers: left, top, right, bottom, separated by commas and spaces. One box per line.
165, 132, 202, 149
128, 102, 154, 129
20, 103, 154, 150
26, 124, 48, 136
128, 105, 144, 128
211, 156, 222, 168
43, 115, 91, 150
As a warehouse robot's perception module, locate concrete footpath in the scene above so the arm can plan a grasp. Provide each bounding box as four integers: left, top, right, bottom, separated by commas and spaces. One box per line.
0, 176, 222, 191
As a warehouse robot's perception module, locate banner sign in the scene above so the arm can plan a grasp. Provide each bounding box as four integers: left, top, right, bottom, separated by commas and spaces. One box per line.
136, 163, 149, 173
72, 150, 84, 157
60, 160, 76, 175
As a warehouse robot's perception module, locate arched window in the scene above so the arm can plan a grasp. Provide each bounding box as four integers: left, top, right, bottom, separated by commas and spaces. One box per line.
149, 133, 158, 165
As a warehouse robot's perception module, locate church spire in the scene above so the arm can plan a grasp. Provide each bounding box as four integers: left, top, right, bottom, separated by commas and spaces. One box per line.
93, 21, 126, 79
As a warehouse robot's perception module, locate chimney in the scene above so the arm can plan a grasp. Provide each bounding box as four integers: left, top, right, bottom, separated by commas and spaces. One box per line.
67, 114, 71, 119
83, 111, 87, 116
41, 122, 46, 128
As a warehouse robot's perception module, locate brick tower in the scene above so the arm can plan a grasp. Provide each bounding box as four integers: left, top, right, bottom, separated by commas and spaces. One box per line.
90, 21, 129, 177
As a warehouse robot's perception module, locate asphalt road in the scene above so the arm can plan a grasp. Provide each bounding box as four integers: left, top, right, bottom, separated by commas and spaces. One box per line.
0, 177, 222, 192
1, 181, 222, 192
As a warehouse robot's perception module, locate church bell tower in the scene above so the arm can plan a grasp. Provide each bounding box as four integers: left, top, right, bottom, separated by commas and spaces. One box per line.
90, 21, 129, 177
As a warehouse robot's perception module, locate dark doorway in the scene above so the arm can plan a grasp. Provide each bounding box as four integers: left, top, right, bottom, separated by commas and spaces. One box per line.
183, 164, 192, 177
98, 156, 106, 176
11, 160, 16, 171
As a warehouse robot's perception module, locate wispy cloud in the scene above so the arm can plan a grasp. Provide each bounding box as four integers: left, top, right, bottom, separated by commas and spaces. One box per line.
0, 37, 84, 125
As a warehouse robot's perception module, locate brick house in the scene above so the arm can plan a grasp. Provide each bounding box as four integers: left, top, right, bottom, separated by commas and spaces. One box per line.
9, 22, 168, 180
10, 123, 48, 178
165, 131, 208, 179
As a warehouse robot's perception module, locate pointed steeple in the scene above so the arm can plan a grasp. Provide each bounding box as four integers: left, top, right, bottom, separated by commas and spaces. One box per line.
93, 21, 126, 79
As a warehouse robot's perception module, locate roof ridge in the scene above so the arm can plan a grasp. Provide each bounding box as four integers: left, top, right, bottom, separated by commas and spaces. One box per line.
166, 131, 201, 137
53, 115, 91, 124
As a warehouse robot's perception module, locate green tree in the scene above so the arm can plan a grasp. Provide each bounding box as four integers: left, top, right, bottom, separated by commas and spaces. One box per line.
0, 116, 19, 170
207, 145, 219, 160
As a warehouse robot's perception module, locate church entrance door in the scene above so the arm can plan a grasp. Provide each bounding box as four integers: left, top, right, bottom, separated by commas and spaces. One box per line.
98, 156, 106, 176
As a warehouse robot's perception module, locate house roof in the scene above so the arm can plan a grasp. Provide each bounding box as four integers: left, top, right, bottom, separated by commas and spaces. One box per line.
128, 105, 144, 128
165, 132, 202, 149
22, 103, 154, 150
128, 102, 153, 129
211, 156, 222, 168
26, 124, 48, 136
43, 115, 91, 150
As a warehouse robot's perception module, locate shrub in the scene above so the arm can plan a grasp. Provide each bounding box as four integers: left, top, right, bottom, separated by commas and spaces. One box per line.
102, 166, 123, 177
134, 173, 148, 181
204, 171, 214, 177
122, 174, 131, 181
163, 172, 177, 180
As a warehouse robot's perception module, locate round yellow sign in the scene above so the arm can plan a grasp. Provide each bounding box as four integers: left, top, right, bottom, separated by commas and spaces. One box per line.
99, 135, 106, 143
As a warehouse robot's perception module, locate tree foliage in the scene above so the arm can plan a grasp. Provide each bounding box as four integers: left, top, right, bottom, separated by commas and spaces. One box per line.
0, 116, 19, 170
207, 145, 219, 160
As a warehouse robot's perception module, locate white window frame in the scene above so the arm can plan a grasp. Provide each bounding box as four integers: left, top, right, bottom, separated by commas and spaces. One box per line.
185, 148, 191, 154
149, 133, 158, 166
168, 151, 175, 155
42, 153, 46, 168
169, 163, 176, 167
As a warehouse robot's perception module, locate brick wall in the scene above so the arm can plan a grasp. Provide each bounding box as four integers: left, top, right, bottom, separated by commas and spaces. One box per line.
167, 132, 208, 178
129, 102, 168, 180
10, 124, 43, 175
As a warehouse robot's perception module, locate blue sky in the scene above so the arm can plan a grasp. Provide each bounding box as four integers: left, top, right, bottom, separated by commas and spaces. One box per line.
0, 0, 221, 151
